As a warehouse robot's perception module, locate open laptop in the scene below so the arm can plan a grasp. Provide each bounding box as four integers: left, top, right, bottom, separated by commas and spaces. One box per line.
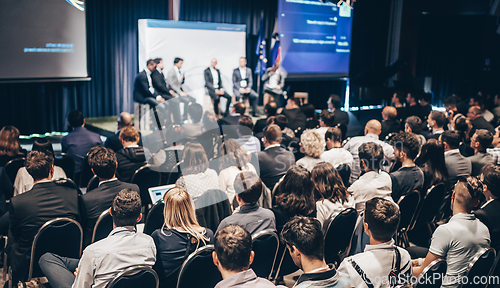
148, 184, 175, 204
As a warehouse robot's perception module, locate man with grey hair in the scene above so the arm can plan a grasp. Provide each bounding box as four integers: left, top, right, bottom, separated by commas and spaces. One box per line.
467, 106, 495, 136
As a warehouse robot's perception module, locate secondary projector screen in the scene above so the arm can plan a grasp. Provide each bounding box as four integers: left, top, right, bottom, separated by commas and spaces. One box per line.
278, 0, 353, 78
138, 19, 246, 102
0, 0, 88, 81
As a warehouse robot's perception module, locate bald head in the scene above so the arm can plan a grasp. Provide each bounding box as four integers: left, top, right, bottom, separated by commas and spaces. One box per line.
365, 120, 382, 136
382, 106, 397, 121
211, 58, 218, 68
117, 112, 132, 129
467, 106, 483, 121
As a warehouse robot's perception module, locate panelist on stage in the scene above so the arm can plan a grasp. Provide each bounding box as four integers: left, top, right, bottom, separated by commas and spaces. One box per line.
262, 62, 287, 107
133, 59, 165, 108
165, 57, 196, 108
204, 58, 232, 117
233, 57, 259, 117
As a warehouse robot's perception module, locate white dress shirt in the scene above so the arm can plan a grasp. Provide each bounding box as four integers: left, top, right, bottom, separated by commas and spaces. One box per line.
348, 170, 394, 213
210, 67, 219, 89
145, 69, 155, 94
174, 66, 182, 83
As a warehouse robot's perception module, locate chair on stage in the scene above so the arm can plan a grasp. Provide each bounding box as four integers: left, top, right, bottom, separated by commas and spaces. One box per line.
251, 230, 279, 279
91, 210, 113, 244
106, 265, 159, 288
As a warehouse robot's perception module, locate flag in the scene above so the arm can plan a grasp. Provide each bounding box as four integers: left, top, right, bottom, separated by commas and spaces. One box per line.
271, 39, 280, 65
254, 16, 267, 76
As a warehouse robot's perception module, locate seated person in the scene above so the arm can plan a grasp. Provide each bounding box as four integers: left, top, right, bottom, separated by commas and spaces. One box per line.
404, 116, 426, 146
338, 197, 412, 287
315, 110, 336, 140
104, 112, 143, 152
205, 58, 232, 116
411, 176, 490, 287
216, 171, 276, 235
0, 126, 27, 167
348, 143, 394, 213
219, 102, 246, 139
280, 96, 307, 133
474, 163, 500, 250
296, 130, 325, 171
254, 102, 277, 134
467, 129, 495, 176
281, 216, 351, 288
152, 187, 213, 285
116, 126, 147, 182
182, 103, 203, 138
426, 111, 446, 140
39, 189, 156, 288
380, 106, 401, 140
262, 62, 287, 107
235, 116, 261, 154
213, 225, 275, 288
389, 132, 424, 202
233, 57, 259, 117
13, 138, 66, 196
321, 127, 353, 169
302, 103, 320, 130
8, 151, 79, 283
82, 145, 139, 245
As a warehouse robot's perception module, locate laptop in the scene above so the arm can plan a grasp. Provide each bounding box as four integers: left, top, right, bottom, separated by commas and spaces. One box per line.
148, 184, 175, 204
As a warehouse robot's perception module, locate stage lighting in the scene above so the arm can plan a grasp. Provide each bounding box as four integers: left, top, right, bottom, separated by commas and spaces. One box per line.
321, 0, 356, 8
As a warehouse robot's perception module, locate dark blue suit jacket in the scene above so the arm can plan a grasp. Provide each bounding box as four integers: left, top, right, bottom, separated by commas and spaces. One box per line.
61, 127, 102, 173
133, 70, 158, 104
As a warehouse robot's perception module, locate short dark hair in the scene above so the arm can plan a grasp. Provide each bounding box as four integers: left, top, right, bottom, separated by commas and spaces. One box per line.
146, 59, 155, 66
456, 176, 484, 210
441, 130, 462, 149
111, 189, 142, 227
405, 116, 423, 134
274, 115, 288, 130
364, 198, 400, 242
153, 58, 162, 64
264, 124, 282, 143
301, 104, 316, 119
234, 102, 246, 115
325, 127, 342, 143
481, 163, 500, 198
238, 116, 253, 136
443, 96, 457, 109
329, 94, 342, 109
26, 150, 54, 181
188, 103, 203, 123
390, 132, 420, 160
429, 111, 446, 128
174, 57, 183, 64
319, 110, 335, 127
281, 216, 324, 261
358, 142, 384, 171
32, 138, 54, 157
68, 110, 84, 128
87, 146, 117, 179
264, 102, 278, 116
215, 225, 252, 272
234, 171, 263, 204
474, 129, 493, 150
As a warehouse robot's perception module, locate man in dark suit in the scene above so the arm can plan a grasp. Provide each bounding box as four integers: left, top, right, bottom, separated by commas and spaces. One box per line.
254, 102, 277, 134
468, 106, 495, 136
82, 146, 138, 245
468, 129, 495, 176
133, 59, 163, 108
104, 112, 143, 152
475, 163, 500, 249
61, 110, 102, 174
405, 91, 425, 121
151, 58, 183, 124
8, 151, 79, 283
257, 124, 295, 190
425, 111, 446, 140
219, 102, 246, 139
380, 106, 401, 140
205, 58, 232, 116
328, 94, 349, 139
233, 57, 258, 116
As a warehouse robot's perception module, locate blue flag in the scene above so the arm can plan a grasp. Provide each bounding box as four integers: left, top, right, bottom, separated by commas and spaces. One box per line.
254, 17, 267, 76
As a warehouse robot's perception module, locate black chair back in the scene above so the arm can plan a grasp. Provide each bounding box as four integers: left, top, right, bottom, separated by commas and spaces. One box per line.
273, 246, 299, 280
131, 165, 161, 207
79, 154, 94, 188
323, 208, 358, 265
488, 253, 500, 288
5, 157, 25, 184
414, 259, 447, 288
461, 248, 496, 288
54, 153, 75, 181
87, 175, 99, 192
176, 245, 221, 288
397, 190, 420, 247
106, 265, 159, 288
92, 210, 113, 244
29, 218, 83, 280
194, 189, 231, 232
251, 230, 279, 279
418, 183, 446, 225
144, 201, 165, 236
336, 164, 351, 188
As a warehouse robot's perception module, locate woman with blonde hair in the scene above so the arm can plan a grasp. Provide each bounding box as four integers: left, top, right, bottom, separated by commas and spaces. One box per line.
296, 129, 325, 171
151, 187, 214, 284
0, 126, 26, 167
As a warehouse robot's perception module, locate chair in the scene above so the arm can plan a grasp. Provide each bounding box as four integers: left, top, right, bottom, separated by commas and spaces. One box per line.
106, 265, 159, 288
131, 165, 161, 207
414, 259, 447, 288
397, 190, 420, 247
271, 246, 299, 282
4, 157, 25, 184
144, 201, 165, 236
134, 102, 152, 132
176, 245, 222, 288
336, 164, 351, 188
28, 218, 83, 280
92, 210, 113, 244
323, 208, 358, 266
87, 175, 99, 192
460, 248, 496, 288
487, 252, 500, 288
54, 153, 76, 181
194, 189, 232, 233
251, 230, 279, 279
293, 92, 308, 105
79, 154, 93, 188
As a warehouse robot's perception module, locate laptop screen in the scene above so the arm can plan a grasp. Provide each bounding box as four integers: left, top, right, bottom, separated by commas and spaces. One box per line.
148, 184, 175, 204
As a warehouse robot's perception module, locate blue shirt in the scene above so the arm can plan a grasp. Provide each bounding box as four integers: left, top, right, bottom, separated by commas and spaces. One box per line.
61, 127, 102, 172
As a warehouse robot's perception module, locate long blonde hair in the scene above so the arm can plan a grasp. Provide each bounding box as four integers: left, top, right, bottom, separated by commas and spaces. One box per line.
162, 187, 209, 244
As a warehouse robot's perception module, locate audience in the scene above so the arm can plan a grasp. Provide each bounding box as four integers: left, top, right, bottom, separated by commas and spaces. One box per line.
0, 126, 27, 167
61, 110, 102, 175
82, 145, 139, 245
487, 129, 500, 165
0, 168, 12, 217
220, 102, 246, 139
439, 130, 472, 197
152, 125, 185, 172
419, 92, 433, 119
182, 103, 204, 138
296, 130, 325, 171
348, 143, 394, 213
312, 162, 354, 225
380, 106, 400, 140
467, 129, 494, 176
405, 91, 424, 120
39, 189, 156, 288
280, 96, 307, 134
453, 114, 474, 157
152, 187, 213, 284
315, 110, 336, 139
254, 102, 277, 134
216, 171, 276, 235
338, 198, 412, 287
115, 126, 147, 182
328, 94, 350, 138
415, 139, 449, 193
302, 103, 320, 129
389, 132, 424, 202
213, 225, 275, 288
467, 106, 495, 136
404, 116, 426, 146
474, 163, 500, 250
236, 116, 261, 153
13, 138, 66, 196
411, 176, 490, 287
391, 91, 407, 123
426, 111, 446, 140
322, 127, 353, 169
281, 216, 351, 288
104, 112, 143, 152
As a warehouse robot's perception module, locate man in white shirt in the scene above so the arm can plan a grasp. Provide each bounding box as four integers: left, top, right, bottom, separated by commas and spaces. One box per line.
233, 57, 259, 117
204, 58, 232, 116
338, 197, 412, 288
321, 127, 353, 169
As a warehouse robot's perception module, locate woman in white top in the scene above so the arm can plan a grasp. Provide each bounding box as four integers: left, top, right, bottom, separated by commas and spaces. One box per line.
312, 162, 355, 225
296, 129, 325, 171
218, 139, 256, 205
13, 138, 66, 196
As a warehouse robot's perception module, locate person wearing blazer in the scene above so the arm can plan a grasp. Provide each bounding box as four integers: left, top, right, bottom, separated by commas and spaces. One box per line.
165, 57, 196, 122
204, 58, 232, 116
133, 59, 163, 107
233, 57, 259, 116
474, 163, 500, 250
467, 129, 495, 176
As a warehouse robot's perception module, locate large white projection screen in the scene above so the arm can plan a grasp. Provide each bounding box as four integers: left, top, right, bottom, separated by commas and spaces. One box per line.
138, 19, 246, 110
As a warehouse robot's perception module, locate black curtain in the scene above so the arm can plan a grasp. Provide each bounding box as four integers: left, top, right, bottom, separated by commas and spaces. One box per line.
0, 0, 170, 135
